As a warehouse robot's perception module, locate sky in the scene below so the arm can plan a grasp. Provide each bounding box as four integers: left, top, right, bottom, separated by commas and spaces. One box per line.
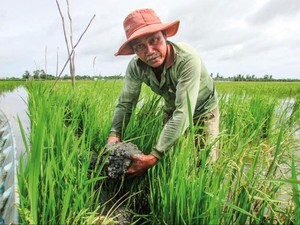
1, 0, 300, 79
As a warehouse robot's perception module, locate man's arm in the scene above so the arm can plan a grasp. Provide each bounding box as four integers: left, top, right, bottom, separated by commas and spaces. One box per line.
151, 55, 202, 159
127, 56, 202, 176
108, 64, 142, 141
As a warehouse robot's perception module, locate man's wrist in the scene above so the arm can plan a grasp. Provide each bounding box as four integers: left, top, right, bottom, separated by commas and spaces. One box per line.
149, 154, 159, 165
150, 148, 163, 160
109, 131, 121, 138
107, 136, 120, 143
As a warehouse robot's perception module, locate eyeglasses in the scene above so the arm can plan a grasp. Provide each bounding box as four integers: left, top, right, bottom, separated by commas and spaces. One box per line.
131, 33, 164, 53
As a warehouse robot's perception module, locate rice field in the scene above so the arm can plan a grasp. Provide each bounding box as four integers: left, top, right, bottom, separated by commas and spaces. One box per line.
2, 80, 299, 224
0, 80, 24, 94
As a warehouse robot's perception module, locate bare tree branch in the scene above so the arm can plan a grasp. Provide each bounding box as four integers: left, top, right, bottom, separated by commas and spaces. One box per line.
51, 14, 96, 91
66, 0, 76, 89
56, 47, 59, 77
45, 46, 47, 77
55, 0, 71, 60
93, 56, 97, 76
56, 0, 74, 88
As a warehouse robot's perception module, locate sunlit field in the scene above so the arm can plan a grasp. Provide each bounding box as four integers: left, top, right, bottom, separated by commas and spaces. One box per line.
0, 80, 24, 94
2, 80, 298, 224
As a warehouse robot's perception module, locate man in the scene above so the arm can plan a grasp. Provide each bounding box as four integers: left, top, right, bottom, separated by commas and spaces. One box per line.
108, 8, 219, 176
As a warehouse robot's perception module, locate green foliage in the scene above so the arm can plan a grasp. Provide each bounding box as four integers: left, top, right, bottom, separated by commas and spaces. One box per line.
215, 81, 300, 98
16, 81, 300, 224
0, 80, 24, 94
145, 92, 299, 224
17, 81, 119, 224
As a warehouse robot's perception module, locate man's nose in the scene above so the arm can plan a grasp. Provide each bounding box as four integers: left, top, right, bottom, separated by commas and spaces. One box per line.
145, 43, 155, 53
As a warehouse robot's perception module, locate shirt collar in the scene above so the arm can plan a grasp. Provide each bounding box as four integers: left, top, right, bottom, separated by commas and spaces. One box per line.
165, 41, 175, 69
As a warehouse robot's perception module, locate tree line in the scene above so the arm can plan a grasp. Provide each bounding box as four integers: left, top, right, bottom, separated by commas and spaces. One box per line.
1, 70, 298, 82
21, 70, 124, 81
211, 73, 299, 82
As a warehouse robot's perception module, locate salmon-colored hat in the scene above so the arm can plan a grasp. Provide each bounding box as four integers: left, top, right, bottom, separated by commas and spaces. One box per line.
115, 8, 180, 56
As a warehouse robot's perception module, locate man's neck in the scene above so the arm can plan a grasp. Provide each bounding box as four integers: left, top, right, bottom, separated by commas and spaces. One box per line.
152, 64, 164, 82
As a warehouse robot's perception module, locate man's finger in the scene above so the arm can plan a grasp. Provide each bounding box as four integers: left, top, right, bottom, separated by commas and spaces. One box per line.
131, 154, 143, 160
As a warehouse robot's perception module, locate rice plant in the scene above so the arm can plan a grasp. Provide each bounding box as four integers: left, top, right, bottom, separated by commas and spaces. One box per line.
143, 92, 299, 224
17, 81, 120, 224
16, 80, 300, 224
0, 80, 24, 94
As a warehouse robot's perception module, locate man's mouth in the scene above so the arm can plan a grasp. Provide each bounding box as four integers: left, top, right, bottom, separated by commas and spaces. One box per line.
146, 53, 160, 62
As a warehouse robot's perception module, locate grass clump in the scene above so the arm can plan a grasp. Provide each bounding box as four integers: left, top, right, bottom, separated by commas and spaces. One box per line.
0, 80, 24, 94
17, 81, 117, 224
17, 81, 300, 224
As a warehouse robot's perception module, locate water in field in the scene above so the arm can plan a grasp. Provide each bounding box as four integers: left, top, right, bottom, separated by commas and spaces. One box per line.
0, 87, 29, 160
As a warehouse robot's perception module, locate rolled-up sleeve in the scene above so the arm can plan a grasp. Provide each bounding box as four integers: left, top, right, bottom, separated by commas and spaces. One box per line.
110, 63, 142, 138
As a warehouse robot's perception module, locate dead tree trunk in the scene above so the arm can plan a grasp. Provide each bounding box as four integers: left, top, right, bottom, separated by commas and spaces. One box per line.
51, 12, 96, 91
56, 0, 75, 89
54, 0, 95, 91
66, 0, 76, 89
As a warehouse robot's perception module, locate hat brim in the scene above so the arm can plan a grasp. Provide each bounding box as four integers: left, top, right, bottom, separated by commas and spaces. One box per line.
115, 20, 180, 56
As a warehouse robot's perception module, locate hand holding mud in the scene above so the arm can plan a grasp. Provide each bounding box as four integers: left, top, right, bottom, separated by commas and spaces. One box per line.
107, 136, 120, 143
127, 154, 158, 176
105, 139, 158, 178
99, 141, 158, 179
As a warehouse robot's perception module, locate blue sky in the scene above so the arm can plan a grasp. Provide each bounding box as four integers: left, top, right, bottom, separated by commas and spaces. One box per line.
1, 0, 299, 79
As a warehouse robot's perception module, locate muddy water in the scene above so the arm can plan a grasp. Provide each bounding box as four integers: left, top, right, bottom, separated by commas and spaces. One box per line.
0, 87, 30, 161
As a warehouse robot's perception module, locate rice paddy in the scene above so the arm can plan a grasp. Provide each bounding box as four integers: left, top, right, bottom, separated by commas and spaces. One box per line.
0, 81, 24, 95
1, 80, 299, 224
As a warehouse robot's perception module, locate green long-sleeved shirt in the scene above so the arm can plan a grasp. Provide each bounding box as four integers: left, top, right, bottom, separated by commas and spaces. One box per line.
110, 41, 218, 159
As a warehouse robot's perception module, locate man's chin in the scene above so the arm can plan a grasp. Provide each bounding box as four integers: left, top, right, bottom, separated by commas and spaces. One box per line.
148, 59, 163, 68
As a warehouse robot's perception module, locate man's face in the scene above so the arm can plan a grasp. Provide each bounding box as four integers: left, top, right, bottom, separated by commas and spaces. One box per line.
131, 32, 167, 68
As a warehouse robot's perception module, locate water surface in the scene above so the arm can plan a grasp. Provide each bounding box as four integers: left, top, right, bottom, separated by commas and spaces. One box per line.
0, 87, 30, 160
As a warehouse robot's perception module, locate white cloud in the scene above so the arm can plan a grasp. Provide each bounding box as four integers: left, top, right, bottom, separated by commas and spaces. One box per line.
247, 0, 300, 24
0, 0, 299, 79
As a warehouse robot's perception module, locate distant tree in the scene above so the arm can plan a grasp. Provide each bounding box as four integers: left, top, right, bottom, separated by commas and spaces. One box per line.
40, 69, 47, 79
22, 70, 31, 79
33, 70, 40, 79
47, 74, 55, 80
63, 74, 71, 80
263, 74, 273, 80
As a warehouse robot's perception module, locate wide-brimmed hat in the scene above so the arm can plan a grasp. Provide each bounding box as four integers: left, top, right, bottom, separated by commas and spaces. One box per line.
115, 8, 180, 56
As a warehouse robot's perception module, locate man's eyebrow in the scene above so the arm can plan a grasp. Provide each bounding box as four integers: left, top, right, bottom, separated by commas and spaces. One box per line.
131, 39, 141, 46
131, 32, 160, 46
146, 33, 159, 39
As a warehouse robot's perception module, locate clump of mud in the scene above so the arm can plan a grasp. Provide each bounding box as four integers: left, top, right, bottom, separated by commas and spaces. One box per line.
104, 142, 142, 179
89, 142, 143, 225
90, 142, 142, 179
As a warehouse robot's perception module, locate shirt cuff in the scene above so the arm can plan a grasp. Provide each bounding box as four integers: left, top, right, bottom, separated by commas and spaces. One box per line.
150, 148, 164, 160
109, 131, 121, 138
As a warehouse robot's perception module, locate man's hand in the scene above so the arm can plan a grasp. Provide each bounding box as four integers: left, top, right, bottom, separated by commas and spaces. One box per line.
127, 154, 158, 177
107, 136, 120, 143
